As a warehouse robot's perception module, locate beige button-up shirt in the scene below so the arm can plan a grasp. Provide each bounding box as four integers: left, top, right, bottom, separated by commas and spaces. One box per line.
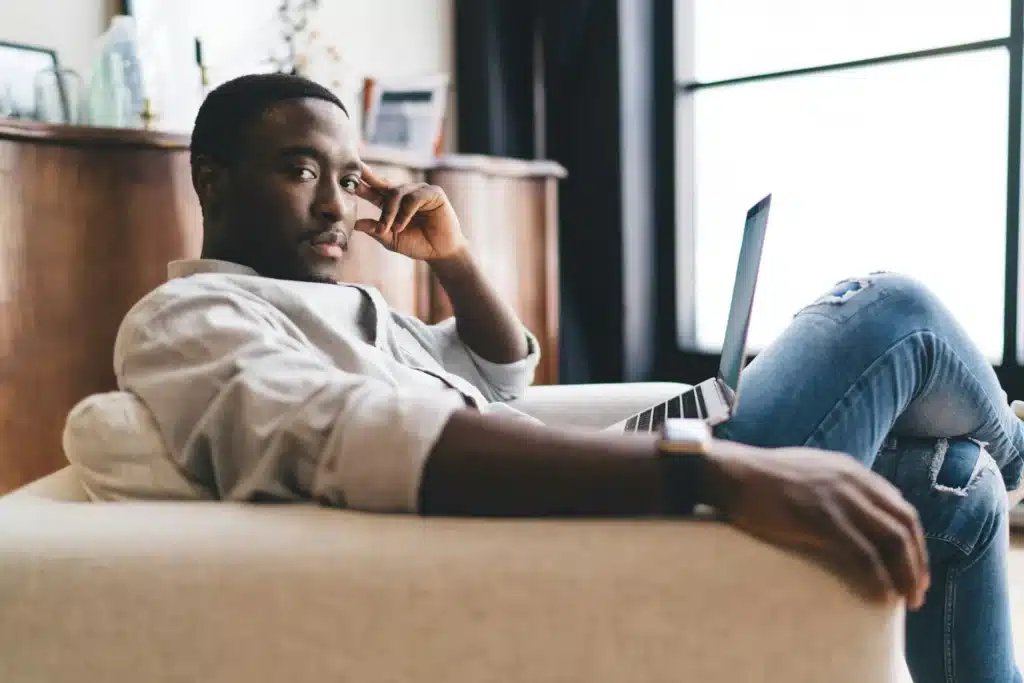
114, 259, 540, 513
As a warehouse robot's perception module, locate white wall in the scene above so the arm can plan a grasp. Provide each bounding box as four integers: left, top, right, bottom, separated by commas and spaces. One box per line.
316, 0, 454, 85
0, 0, 456, 147
0, 0, 118, 74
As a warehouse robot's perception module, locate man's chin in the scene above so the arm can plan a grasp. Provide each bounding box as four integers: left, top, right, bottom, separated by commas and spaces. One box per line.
296, 243, 346, 280
298, 258, 344, 284
256, 258, 340, 284
303, 272, 340, 284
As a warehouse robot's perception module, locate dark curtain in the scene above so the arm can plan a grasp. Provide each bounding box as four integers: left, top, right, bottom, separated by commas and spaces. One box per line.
454, 1, 538, 158
456, 0, 659, 385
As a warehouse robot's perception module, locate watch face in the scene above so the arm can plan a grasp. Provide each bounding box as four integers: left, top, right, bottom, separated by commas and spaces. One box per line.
659, 441, 709, 455
661, 419, 712, 455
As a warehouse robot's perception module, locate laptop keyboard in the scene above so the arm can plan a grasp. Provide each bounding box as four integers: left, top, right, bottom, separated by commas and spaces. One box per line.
623, 385, 707, 433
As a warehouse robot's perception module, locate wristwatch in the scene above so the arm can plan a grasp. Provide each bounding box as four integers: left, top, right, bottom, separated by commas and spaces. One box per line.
658, 418, 713, 455
657, 418, 713, 515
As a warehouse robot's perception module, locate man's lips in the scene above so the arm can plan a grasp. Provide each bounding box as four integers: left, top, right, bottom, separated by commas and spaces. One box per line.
311, 243, 344, 258
307, 231, 345, 246
303, 231, 348, 257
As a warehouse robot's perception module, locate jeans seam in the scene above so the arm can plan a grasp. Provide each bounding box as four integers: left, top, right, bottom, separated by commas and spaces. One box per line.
925, 532, 974, 557
941, 536, 1000, 683
925, 524, 1000, 683
944, 567, 957, 683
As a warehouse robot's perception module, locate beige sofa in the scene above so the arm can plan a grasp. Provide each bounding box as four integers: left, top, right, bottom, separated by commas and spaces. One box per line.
0, 383, 904, 683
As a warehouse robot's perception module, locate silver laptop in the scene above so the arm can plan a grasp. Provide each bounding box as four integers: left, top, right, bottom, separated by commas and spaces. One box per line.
614, 194, 772, 433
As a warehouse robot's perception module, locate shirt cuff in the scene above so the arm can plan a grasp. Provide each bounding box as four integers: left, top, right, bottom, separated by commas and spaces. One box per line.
315, 387, 467, 513
462, 330, 541, 401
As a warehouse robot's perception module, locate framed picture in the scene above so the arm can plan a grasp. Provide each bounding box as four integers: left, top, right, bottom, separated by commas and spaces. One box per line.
363, 74, 449, 158
0, 41, 60, 121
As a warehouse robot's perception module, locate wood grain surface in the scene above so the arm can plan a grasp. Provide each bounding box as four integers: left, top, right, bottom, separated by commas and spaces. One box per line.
0, 139, 201, 491
0, 124, 563, 492
426, 169, 560, 386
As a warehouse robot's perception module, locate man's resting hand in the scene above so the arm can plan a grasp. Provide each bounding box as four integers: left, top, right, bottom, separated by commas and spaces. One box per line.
702, 440, 930, 610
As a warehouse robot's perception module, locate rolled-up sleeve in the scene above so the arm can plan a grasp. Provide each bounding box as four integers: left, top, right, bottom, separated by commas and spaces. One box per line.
114, 283, 465, 512
390, 313, 541, 402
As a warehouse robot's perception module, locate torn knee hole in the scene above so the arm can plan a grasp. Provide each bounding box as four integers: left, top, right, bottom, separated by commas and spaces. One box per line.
813, 279, 871, 305
932, 438, 984, 496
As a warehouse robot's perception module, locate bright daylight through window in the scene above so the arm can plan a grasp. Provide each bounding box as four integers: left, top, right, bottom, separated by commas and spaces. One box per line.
676, 1, 1014, 362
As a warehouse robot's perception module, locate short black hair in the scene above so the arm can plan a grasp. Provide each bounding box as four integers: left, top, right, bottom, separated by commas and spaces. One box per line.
190, 73, 348, 169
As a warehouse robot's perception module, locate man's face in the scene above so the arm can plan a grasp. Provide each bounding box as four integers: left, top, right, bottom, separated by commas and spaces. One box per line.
211, 97, 363, 281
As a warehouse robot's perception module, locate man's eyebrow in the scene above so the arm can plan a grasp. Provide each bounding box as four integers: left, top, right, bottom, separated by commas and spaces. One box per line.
276, 145, 325, 160
276, 146, 361, 173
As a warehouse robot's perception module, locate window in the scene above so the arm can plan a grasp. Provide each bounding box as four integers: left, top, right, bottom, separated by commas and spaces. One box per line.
675, 1, 1020, 363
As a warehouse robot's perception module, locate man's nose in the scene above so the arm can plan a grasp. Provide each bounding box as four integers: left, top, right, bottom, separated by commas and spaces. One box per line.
314, 178, 349, 223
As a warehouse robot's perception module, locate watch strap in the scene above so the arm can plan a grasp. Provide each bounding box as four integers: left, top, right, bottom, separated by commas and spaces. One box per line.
657, 419, 712, 516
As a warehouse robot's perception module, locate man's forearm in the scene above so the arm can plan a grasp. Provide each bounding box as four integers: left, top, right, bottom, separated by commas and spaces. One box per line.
420, 409, 672, 516
430, 248, 530, 363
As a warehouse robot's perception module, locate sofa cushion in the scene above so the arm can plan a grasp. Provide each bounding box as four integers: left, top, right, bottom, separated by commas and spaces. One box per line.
62, 392, 211, 501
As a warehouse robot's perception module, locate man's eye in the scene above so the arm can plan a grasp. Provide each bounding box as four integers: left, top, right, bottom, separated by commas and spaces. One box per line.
340, 176, 360, 192
291, 167, 317, 180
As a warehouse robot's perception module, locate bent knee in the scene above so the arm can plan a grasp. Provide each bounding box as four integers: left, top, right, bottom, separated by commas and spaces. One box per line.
868, 273, 948, 322
797, 272, 940, 329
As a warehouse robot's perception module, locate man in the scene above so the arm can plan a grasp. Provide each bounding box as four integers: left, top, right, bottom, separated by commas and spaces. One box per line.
112, 74, 1019, 682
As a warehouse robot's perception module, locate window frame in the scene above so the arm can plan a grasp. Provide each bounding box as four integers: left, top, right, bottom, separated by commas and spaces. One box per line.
655, 0, 1024, 387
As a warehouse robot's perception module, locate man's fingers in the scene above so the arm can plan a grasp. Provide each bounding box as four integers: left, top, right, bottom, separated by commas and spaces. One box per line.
355, 180, 384, 208
859, 480, 930, 607
360, 163, 392, 190
355, 164, 400, 209
354, 219, 392, 249
354, 218, 383, 239
827, 503, 897, 604
392, 191, 429, 234
378, 187, 416, 233
841, 485, 925, 609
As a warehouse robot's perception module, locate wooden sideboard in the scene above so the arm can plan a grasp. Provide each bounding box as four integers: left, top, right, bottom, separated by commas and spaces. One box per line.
0, 119, 564, 493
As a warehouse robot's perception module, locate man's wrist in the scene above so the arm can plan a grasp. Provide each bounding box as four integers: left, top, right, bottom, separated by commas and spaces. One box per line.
698, 439, 751, 511
655, 437, 749, 514
427, 243, 473, 274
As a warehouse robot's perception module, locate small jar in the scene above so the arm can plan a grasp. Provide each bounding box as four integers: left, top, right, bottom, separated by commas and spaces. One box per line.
34, 67, 85, 125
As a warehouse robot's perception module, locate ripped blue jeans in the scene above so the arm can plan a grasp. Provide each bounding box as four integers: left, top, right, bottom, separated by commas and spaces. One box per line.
717, 273, 1022, 683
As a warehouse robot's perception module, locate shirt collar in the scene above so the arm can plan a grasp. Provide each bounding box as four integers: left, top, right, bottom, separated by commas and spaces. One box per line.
167, 259, 259, 279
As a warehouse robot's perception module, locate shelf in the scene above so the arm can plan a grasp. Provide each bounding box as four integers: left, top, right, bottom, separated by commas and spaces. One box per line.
0, 119, 190, 150
0, 121, 568, 179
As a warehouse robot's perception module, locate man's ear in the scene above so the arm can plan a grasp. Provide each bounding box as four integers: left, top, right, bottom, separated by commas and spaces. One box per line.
191, 155, 227, 213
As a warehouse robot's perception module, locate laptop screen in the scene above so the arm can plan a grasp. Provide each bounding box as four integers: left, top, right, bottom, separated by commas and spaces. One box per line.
717, 194, 771, 394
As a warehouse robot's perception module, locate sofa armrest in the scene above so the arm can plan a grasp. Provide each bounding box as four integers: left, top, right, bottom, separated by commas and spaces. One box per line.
0, 501, 903, 683
1, 465, 89, 502
509, 382, 690, 429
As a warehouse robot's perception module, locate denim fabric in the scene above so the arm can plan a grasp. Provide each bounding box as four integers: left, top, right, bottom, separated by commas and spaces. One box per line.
717, 273, 1022, 683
